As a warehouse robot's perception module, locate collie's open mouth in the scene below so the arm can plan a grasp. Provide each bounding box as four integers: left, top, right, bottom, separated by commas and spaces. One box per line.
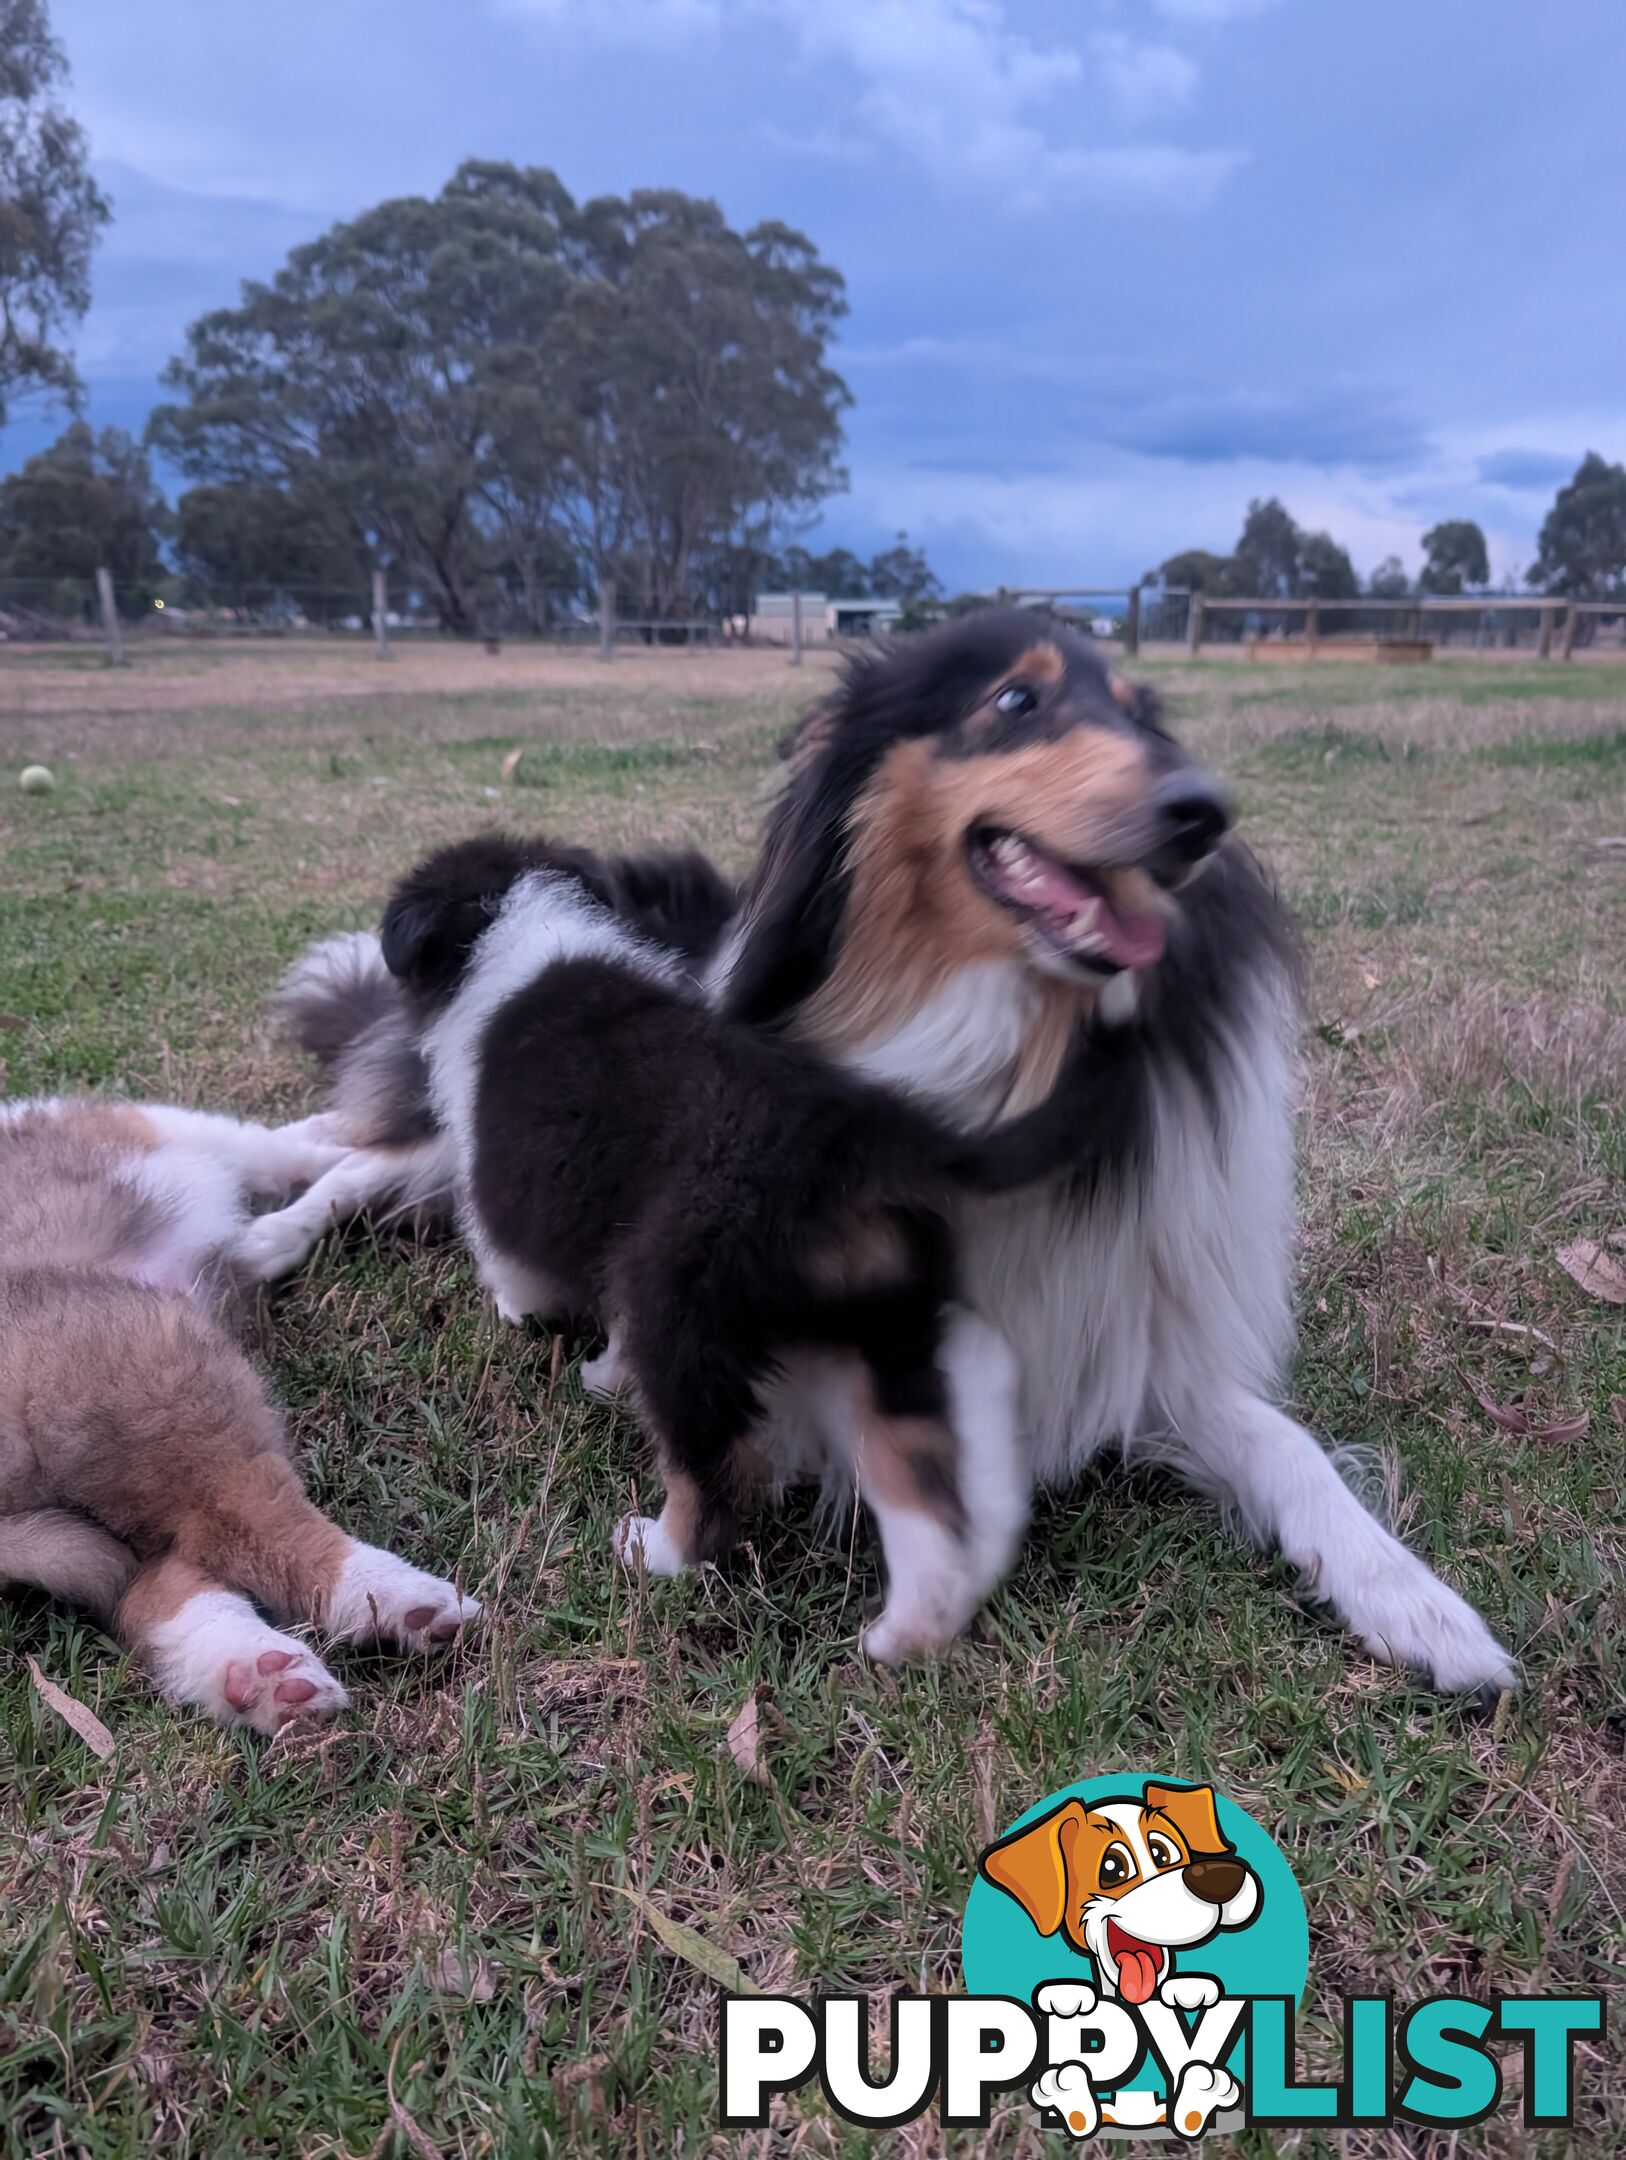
1105, 1919, 1169, 2005
968, 826, 1167, 973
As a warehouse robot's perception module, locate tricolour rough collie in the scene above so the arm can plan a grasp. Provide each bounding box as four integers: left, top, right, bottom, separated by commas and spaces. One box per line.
278, 611, 1512, 1691
378, 835, 1122, 1660
0, 1099, 479, 1731
714, 611, 1511, 1692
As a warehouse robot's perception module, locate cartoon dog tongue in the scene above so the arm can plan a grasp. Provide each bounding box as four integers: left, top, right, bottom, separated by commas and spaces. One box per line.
1108, 1924, 1162, 2005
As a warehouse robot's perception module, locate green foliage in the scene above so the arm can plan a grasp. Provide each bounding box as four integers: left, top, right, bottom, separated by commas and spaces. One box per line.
1232, 496, 1302, 598
148, 164, 850, 633
1366, 553, 1411, 599
0, 0, 109, 425
1297, 528, 1359, 600
1153, 547, 1235, 594
172, 481, 370, 618
1529, 452, 1626, 597
1420, 518, 1489, 595
0, 420, 168, 605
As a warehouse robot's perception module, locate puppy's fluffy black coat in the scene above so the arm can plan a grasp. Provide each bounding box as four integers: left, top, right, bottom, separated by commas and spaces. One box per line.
386, 835, 1093, 1658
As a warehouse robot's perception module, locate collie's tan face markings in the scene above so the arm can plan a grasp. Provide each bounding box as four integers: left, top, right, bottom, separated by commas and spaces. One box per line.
800, 715, 1166, 1097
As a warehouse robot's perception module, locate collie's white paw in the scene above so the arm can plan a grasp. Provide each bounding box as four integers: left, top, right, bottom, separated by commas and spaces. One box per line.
326, 1543, 482, 1647
612, 1512, 686, 1577
1342, 1555, 1515, 1694
147, 1591, 349, 1734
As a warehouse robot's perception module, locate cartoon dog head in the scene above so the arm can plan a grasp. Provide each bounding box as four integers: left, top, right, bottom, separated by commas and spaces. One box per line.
979, 1782, 1260, 2005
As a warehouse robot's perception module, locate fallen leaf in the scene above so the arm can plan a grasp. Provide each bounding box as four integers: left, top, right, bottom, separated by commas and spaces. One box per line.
614, 1888, 761, 1994
0, 1013, 25, 1031
27, 1658, 114, 1760
1556, 1238, 1626, 1304
431, 1946, 497, 2001
500, 747, 526, 781
727, 1690, 770, 1786
1475, 1394, 1589, 1443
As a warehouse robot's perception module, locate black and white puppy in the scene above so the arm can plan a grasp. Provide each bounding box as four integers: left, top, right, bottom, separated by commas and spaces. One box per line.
381, 836, 1094, 1662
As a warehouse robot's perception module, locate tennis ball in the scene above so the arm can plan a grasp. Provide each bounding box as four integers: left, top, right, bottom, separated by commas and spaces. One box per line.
18, 765, 55, 794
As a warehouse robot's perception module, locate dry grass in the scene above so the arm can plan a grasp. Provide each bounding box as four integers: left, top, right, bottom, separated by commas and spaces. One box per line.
1, 642, 1623, 2158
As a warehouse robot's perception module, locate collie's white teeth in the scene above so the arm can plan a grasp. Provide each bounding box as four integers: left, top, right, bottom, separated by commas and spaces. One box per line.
1064, 901, 1103, 950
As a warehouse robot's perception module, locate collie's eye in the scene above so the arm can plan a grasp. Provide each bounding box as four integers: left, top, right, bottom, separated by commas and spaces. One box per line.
995, 682, 1038, 716
1098, 1842, 1137, 1889
1147, 1834, 1181, 1870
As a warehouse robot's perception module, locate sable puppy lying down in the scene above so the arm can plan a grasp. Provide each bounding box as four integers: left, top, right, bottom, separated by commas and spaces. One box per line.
382, 836, 1094, 1660
0, 1099, 479, 1732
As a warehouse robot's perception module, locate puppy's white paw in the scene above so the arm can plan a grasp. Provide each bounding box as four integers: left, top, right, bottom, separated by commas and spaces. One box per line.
1160, 1973, 1221, 2012
1170, 2060, 1241, 2138
612, 1512, 686, 1577
580, 1341, 629, 1400
326, 1543, 482, 1648
230, 1207, 324, 1283
147, 1591, 349, 1735
1030, 2063, 1098, 2139
860, 1609, 949, 1666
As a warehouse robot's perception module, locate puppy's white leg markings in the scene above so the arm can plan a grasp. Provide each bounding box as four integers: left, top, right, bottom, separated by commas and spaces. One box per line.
1036, 1982, 1098, 2019
326, 1543, 481, 1646
146, 1589, 348, 1734
581, 1337, 629, 1399
612, 1512, 686, 1577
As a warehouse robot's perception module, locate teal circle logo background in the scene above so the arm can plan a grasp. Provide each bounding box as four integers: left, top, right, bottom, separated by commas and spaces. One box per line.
962, 1773, 1309, 2015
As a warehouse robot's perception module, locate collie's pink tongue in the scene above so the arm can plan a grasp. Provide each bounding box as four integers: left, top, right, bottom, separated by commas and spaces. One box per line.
1109, 1929, 1162, 2004
990, 842, 1165, 970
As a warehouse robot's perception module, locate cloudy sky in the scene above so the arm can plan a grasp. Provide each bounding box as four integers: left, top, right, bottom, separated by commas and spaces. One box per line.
8, 0, 1621, 590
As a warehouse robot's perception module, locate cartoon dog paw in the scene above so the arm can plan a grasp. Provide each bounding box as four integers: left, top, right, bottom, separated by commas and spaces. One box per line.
1031, 2063, 1098, 2139
1159, 1973, 1222, 2012
1036, 1981, 1098, 2020
1170, 2060, 1241, 2140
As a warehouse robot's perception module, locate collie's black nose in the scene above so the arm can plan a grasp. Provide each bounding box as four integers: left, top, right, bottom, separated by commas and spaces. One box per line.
1148, 772, 1231, 880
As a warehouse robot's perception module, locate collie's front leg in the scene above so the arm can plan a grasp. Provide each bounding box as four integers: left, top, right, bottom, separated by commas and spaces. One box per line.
1164, 1384, 1514, 1693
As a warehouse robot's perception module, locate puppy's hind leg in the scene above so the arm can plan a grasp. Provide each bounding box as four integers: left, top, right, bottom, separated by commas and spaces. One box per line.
610, 1320, 753, 1580
138, 1105, 350, 1197
119, 1552, 349, 1734
230, 1134, 455, 1283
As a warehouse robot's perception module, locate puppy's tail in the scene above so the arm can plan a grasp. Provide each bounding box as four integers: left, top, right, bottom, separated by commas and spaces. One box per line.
270, 930, 402, 1070
0, 1508, 137, 1624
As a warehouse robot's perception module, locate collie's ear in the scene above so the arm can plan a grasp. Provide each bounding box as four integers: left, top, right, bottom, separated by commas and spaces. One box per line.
721, 768, 852, 1025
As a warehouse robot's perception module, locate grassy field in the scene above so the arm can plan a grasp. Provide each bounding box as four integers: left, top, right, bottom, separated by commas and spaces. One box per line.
1, 638, 1623, 2158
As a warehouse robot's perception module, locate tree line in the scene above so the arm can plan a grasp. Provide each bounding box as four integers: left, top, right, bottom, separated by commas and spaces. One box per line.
5, 0, 1626, 627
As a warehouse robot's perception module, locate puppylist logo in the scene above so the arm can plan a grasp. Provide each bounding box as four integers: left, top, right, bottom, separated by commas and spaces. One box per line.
720, 1774, 1603, 2138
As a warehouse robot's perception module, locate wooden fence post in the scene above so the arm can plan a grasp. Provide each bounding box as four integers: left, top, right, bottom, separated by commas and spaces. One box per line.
598, 578, 615, 662
1537, 606, 1555, 659
1304, 600, 1320, 649
1123, 586, 1141, 658
95, 566, 125, 667
371, 568, 391, 660
1559, 604, 1580, 661
791, 590, 803, 667
1187, 594, 1204, 656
